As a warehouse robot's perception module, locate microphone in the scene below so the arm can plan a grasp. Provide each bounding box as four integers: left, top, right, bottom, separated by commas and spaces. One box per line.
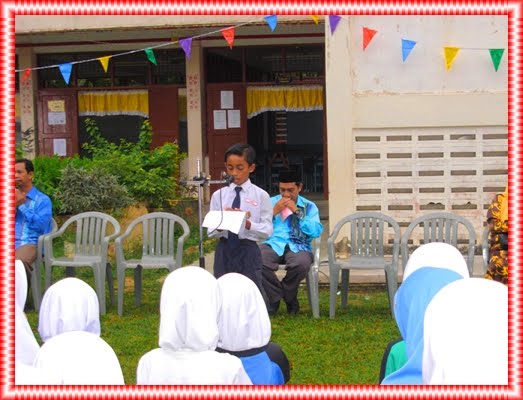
221, 173, 235, 186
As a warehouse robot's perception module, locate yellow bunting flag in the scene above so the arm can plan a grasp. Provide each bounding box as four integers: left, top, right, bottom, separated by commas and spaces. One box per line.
98, 56, 111, 73
311, 15, 320, 25
444, 47, 460, 71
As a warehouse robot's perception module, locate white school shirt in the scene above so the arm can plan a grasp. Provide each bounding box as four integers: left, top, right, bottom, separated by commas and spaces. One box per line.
209, 179, 273, 242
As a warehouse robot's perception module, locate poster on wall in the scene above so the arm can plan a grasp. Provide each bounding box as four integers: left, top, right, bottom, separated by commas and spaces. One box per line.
47, 100, 66, 125
220, 91, 234, 109
213, 110, 227, 130
53, 138, 67, 156
227, 110, 241, 128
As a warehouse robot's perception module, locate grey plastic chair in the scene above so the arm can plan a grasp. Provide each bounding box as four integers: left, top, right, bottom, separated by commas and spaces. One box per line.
328, 212, 401, 319
401, 212, 477, 277
30, 217, 58, 312
115, 212, 190, 316
43, 212, 121, 314
482, 226, 490, 274
277, 236, 321, 318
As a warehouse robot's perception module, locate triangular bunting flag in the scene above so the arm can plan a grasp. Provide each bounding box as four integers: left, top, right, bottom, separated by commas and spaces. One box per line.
489, 48, 505, 72
58, 63, 72, 85
179, 38, 193, 60
401, 39, 417, 62
444, 47, 460, 71
363, 27, 378, 50
22, 68, 31, 82
98, 56, 111, 73
329, 15, 341, 35
145, 48, 157, 65
221, 27, 235, 49
311, 15, 320, 25
264, 15, 277, 32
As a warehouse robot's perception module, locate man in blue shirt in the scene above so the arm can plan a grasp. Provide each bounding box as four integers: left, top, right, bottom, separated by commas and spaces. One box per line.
259, 169, 323, 315
15, 158, 53, 282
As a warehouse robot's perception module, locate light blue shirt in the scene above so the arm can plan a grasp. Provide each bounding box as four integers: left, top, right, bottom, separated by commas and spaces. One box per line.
263, 195, 323, 256
15, 186, 53, 248
209, 179, 273, 242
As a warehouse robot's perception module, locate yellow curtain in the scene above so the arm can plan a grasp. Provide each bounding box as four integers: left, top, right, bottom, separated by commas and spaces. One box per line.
178, 92, 187, 121
246, 85, 323, 119
78, 90, 149, 117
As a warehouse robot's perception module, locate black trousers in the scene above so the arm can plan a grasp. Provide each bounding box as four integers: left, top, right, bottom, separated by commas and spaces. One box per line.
214, 238, 265, 296
259, 243, 313, 305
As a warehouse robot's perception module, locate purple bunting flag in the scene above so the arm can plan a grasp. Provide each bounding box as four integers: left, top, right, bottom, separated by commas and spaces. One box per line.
329, 15, 341, 35
180, 38, 193, 60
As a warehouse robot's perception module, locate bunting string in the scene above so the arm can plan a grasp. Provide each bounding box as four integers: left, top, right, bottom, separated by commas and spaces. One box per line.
15, 15, 506, 81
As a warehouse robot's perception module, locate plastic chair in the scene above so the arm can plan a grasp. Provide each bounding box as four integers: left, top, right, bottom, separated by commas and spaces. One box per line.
277, 236, 321, 318
328, 212, 401, 319
43, 212, 121, 315
482, 226, 490, 274
30, 217, 58, 312
115, 212, 190, 316
400, 212, 477, 277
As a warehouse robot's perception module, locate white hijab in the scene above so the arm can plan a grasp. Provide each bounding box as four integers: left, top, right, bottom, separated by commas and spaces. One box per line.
402, 242, 470, 282
217, 273, 271, 351
159, 266, 221, 351
422, 278, 508, 384
38, 278, 100, 342
33, 331, 124, 384
15, 260, 40, 366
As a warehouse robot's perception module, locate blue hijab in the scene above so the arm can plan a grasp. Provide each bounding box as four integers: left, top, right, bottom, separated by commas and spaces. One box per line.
381, 267, 463, 384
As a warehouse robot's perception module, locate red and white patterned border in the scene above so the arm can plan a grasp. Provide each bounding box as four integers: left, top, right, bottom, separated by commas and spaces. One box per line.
1, 1, 520, 399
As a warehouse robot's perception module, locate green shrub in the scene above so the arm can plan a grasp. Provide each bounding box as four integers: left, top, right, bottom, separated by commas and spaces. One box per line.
82, 118, 186, 208
55, 164, 134, 214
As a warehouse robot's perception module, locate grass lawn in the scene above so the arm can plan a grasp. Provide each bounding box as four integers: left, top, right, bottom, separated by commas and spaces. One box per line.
25, 265, 400, 385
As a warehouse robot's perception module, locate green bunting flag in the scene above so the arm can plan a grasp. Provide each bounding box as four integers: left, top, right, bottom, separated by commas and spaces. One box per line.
489, 48, 505, 72
145, 48, 157, 65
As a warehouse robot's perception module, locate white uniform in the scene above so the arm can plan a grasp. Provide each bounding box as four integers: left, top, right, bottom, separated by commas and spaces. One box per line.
137, 266, 252, 384
422, 278, 508, 384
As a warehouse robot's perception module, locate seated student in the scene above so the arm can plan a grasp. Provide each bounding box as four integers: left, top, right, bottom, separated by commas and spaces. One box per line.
216, 273, 290, 384
33, 278, 124, 384
381, 242, 470, 385
14, 260, 39, 366
422, 278, 508, 384
136, 267, 252, 385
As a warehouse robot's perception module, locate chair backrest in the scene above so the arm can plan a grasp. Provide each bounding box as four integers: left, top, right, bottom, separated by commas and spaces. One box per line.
482, 226, 490, 273
59, 212, 121, 256
401, 212, 477, 275
328, 212, 401, 264
121, 212, 190, 267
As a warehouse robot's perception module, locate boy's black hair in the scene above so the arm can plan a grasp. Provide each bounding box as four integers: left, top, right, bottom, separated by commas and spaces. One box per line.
224, 143, 256, 165
278, 168, 302, 185
15, 158, 34, 173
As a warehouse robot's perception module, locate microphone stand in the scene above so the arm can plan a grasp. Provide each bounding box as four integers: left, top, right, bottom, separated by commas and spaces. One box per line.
181, 159, 231, 269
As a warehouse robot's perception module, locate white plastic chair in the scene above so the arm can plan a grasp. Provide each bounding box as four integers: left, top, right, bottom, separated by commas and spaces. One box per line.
277, 236, 321, 318
43, 212, 121, 314
115, 212, 190, 316
401, 212, 477, 277
30, 217, 58, 312
328, 212, 401, 319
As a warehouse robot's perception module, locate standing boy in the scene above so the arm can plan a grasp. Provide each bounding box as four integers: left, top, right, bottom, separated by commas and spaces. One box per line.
209, 143, 273, 293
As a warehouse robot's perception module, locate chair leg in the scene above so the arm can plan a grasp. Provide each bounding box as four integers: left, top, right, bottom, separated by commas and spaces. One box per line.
45, 265, 53, 291
341, 270, 350, 309
385, 270, 397, 318
65, 267, 76, 277
93, 266, 106, 315
329, 266, 340, 319
134, 265, 143, 307
117, 266, 125, 317
31, 262, 41, 312
106, 263, 114, 307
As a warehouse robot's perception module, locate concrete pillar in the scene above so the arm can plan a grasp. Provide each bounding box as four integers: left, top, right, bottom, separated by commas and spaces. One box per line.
325, 17, 354, 233
17, 48, 38, 159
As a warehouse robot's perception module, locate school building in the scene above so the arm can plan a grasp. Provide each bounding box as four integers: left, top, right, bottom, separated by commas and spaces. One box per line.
15, 15, 508, 237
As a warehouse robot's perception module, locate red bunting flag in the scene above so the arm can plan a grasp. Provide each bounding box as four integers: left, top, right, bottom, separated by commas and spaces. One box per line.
363, 27, 378, 50
221, 27, 235, 49
22, 68, 31, 82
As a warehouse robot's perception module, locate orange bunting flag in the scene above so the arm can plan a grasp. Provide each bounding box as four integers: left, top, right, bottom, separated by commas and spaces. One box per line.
363, 27, 377, 50
221, 27, 235, 49
98, 56, 111, 73
311, 15, 320, 25
22, 68, 31, 82
444, 47, 460, 71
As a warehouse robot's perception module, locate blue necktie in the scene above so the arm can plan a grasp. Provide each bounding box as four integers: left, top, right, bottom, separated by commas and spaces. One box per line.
229, 186, 242, 245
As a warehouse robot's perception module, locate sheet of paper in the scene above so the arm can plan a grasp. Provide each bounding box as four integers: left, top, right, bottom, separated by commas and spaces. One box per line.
213, 110, 226, 130
279, 207, 293, 221
53, 138, 67, 156
203, 210, 246, 234
227, 109, 241, 128
220, 90, 234, 109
